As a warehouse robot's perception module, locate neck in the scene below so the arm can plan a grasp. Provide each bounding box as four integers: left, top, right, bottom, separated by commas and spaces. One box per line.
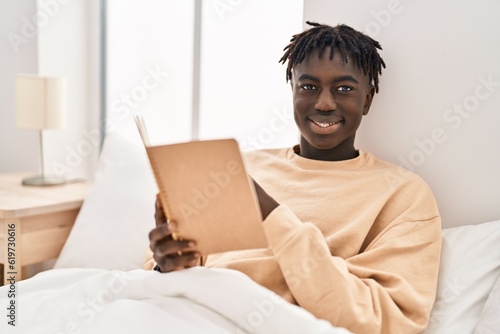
298, 137, 359, 161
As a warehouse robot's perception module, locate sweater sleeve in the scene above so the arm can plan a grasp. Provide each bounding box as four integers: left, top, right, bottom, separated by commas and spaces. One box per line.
262, 204, 441, 334
144, 249, 156, 270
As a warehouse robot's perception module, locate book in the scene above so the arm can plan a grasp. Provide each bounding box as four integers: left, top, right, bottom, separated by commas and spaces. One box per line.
134, 115, 267, 255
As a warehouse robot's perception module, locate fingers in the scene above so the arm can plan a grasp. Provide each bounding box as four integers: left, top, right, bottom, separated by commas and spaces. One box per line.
155, 250, 200, 272
148, 222, 179, 249
149, 223, 170, 250
155, 237, 197, 257
148, 222, 200, 273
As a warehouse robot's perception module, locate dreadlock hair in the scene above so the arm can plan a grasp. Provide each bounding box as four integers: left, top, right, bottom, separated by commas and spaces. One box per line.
279, 21, 386, 93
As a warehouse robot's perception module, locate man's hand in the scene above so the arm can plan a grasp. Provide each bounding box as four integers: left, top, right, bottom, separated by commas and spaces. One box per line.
149, 194, 200, 272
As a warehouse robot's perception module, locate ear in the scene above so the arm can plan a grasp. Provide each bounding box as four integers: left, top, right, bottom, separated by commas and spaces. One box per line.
363, 85, 375, 116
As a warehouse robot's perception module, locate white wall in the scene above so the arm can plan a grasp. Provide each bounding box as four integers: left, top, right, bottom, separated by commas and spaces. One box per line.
0, 0, 100, 181
0, 0, 39, 173
303, 0, 500, 228
39, 0, 101, 181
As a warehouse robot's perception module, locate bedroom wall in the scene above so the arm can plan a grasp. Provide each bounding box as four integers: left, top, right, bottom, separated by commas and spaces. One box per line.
38, 0, 101, 182
0, 0, 39, 174
0, 0, 100, 181
303, 0, 500, 228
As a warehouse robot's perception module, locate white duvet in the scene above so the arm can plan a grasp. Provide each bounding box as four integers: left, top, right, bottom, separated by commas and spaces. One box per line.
0, 267, 350, 334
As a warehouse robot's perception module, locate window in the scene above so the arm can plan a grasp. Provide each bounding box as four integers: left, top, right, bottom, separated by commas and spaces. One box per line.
106, 0, 303, 149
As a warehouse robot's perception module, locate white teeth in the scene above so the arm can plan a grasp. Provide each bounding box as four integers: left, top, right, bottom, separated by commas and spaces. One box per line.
312, 120, 338, 128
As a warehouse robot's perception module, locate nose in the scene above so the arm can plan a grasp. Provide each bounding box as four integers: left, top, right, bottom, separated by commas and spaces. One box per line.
315, 90, 337, 112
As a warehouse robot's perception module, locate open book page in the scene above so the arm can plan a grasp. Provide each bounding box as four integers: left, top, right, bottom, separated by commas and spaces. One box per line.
134, 115, 267, 255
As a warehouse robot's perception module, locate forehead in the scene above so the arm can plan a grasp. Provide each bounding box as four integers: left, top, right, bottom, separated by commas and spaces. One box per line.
293, 48, 368, 82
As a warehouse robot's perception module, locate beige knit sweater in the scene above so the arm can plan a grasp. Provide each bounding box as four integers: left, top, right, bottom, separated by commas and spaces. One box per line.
147, 146, 442, 334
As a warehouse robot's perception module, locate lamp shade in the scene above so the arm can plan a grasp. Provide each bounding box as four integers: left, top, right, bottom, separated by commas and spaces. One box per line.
15, 74, 67, 129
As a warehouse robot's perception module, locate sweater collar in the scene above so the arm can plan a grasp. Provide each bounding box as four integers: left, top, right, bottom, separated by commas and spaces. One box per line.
286, 145, 369, 170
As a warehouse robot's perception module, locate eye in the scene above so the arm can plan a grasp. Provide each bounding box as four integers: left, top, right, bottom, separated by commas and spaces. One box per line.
300, 84, 317, 91
336, 86, 353, 92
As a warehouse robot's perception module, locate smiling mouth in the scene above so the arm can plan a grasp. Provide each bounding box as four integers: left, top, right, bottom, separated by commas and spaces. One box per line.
308, 118, 343, 135
309, 119, 342, 128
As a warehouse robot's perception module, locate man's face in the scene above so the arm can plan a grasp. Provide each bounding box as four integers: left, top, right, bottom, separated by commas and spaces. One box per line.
291, 48, 374, 155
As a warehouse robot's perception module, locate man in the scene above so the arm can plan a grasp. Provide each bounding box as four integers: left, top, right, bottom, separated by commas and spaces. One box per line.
147, 22, 441, 333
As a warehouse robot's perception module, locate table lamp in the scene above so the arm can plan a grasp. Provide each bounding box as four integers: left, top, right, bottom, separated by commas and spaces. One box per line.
15, 74, 67, 186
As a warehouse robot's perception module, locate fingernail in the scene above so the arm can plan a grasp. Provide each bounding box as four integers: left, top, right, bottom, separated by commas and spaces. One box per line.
188, 241, 196, 247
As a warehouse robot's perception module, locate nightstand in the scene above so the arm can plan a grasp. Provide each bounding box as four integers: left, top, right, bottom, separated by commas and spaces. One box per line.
0, 172, 90, 286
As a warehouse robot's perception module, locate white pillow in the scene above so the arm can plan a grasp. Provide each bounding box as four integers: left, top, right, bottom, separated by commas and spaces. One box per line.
55, 117, 157, 270
424, 220, 500, 334
474, 274, 500, 334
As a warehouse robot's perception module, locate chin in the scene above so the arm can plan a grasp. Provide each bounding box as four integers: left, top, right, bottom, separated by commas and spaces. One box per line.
308, 139, 340, 151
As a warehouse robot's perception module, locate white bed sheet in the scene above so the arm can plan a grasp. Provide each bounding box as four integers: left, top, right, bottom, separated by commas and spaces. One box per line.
0, 267, 350, 334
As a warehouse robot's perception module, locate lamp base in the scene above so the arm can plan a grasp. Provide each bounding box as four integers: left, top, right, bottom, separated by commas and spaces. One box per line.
22, 175, 66, 186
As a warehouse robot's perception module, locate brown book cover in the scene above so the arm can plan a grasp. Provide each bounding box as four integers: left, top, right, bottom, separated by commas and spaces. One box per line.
134, 115, 267, 255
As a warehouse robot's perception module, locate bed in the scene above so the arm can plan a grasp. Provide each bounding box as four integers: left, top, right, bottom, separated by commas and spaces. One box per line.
1, 118, 499, 333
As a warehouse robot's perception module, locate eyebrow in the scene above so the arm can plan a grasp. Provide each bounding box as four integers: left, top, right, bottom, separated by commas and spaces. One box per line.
297, 74, 360, 84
